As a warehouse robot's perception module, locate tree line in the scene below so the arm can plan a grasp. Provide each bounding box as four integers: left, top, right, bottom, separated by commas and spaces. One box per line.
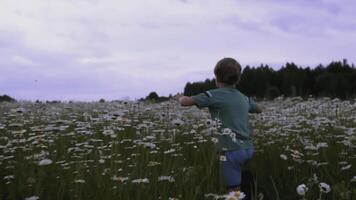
3, 59, 356, 103
183, 59, 356, 99
0, 95, 16, 102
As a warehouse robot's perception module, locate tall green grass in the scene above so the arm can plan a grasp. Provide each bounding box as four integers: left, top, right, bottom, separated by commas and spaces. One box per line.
0, 99, 355, 199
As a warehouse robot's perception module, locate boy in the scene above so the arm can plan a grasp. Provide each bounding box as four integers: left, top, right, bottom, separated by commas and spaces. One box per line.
173, 57, 262, 193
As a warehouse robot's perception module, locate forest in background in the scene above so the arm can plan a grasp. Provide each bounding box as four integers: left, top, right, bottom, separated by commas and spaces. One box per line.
2, 59, 356, 103
183, 59, 356, 100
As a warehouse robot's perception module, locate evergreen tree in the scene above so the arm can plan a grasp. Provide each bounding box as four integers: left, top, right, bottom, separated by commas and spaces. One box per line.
146, 92, 159, 101
0, 94, 16, 102
183, 60, 356, 99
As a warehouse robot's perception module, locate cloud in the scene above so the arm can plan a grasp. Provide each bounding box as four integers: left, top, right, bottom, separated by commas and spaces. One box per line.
12, 55, 36, 66
0, 0, 355, 100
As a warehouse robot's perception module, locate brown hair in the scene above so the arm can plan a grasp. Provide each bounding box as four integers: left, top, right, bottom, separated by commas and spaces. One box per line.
214, 57, 242, 85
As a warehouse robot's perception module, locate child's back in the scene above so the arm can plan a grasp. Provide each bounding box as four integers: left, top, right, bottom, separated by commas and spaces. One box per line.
192, 85, 258, 152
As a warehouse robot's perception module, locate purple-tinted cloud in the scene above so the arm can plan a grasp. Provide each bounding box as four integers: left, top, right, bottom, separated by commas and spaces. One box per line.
0, 0, 355, 100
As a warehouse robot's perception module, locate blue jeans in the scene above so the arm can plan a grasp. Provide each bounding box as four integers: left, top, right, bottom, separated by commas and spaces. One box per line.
220, 148, 254, 188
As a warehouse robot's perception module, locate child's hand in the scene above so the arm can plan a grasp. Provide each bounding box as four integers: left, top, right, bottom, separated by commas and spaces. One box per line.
173, 93, 183, 101
173, 93, 195, 106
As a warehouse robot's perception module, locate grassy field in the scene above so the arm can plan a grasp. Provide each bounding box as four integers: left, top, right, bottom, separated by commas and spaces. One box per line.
0, 97, 355, 200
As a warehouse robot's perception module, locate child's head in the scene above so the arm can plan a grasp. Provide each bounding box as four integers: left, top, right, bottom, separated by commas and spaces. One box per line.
214, 57, 242, 86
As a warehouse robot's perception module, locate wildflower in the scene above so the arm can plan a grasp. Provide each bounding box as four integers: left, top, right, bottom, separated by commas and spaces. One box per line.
316, 142, 328, 149
351, 176, 356, 182
205, 119, 213, 126
164, 149, 175, 154
296, 184, 308, 196
319, 182, 331, 193
280, 154, 288, 160
225, 191, 246, 200
25, 196, 40, 200
144, 142, 156, 149
338, 161, 348, 165
3, 175, 15, 181
38, 159, 53, 166
229, 132, 236, 139
102, 129, 114, 136
118, 177, 129, 182
112, 176, 129, 183
158, 176, 175, 182
132, 178, 149, 184
305, 145, 318, 150
317, 162, 328, 167
204, 193, 218, 198
211, 137, 218, 144
74, 179, 85, 183
147, 161, 160, 167
222, 128, 232, 135
213, 118, 222, 128
219, 155, 227, 162
341, 164, 351, 171
172, 119, 184, 126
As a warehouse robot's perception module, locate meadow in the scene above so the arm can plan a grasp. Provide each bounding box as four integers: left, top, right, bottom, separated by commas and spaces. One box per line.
0, 97, 355, 200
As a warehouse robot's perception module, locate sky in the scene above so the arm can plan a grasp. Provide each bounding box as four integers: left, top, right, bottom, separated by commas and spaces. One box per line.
0, 0, 355, 101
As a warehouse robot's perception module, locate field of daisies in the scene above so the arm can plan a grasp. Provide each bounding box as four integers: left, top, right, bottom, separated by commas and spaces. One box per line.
0, 97, 355, 200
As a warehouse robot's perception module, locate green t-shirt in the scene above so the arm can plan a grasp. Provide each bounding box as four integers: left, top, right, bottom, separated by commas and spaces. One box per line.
191, 86, 257, 152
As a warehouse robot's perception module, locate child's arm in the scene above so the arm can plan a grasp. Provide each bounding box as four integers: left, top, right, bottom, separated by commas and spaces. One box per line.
173, 93, 195, 107
174, 91, 213, 108
253, 104, 263, 113
248, 97, 263, 113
